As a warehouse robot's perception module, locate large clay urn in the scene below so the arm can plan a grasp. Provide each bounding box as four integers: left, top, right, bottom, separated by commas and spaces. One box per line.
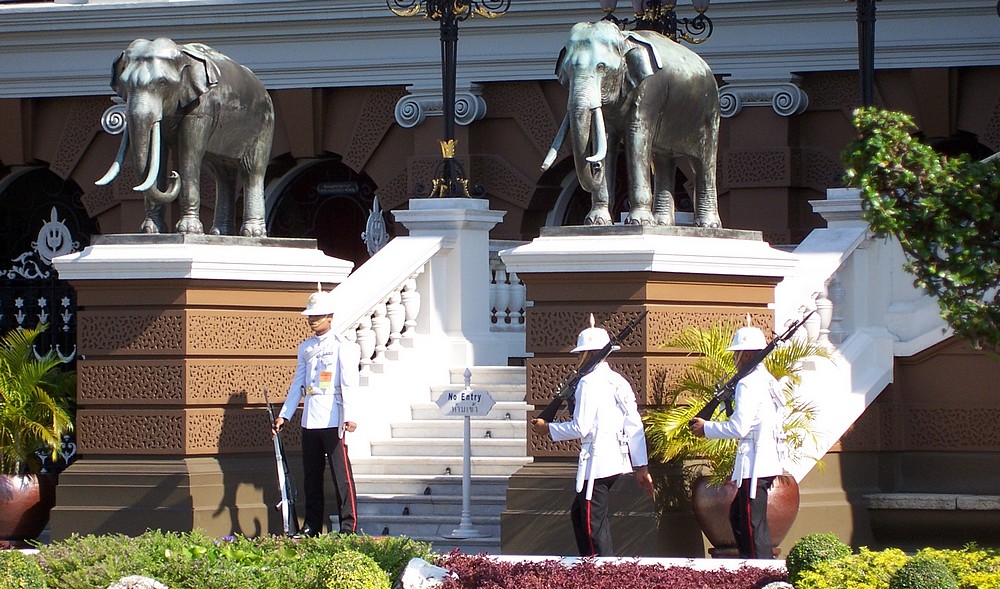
691, 474, 800, 557
0, 474, 57, 545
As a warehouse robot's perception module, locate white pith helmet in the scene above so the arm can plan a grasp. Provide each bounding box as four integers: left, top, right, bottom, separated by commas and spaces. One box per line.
571, 314, 620, 353
727, 326, 767, 351
301, 288, 336, 316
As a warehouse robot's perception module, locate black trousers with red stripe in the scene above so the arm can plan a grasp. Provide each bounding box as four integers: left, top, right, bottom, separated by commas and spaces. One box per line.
730, 476, 775, 559
570, 474, 620, 556
301, 427, 357, 534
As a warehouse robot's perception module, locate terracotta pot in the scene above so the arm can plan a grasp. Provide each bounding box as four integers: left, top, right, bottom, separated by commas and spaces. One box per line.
690, 474, 800, 557
0, 474, 57, 544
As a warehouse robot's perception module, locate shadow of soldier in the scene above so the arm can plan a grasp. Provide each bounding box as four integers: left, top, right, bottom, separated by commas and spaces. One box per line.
211, 391, 269, 537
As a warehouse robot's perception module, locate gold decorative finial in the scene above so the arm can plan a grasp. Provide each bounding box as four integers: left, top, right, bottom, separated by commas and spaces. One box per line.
440, 139, 457, 159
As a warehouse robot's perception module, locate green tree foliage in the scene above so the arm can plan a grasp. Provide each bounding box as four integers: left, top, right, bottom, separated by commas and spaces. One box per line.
843, 108, 1000, 349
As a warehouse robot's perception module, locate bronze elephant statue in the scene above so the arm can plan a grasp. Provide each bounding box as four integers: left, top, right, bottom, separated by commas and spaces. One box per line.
543, 21, 721, 227
96, 38, 274, 236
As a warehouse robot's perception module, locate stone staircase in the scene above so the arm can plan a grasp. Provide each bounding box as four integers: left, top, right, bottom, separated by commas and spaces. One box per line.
350, 366, 531, 553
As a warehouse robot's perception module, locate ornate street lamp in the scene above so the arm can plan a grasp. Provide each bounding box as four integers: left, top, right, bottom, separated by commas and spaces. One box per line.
600, 0, 713, 44
388, 0, 511, 197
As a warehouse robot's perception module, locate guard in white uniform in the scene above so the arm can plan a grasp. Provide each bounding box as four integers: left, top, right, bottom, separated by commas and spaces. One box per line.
273, 290, 361, 535
689, 326, 784, 559
531, 319, 654, 556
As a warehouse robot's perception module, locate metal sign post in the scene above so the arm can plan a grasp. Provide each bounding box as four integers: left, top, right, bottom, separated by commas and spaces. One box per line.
435, 368, 495, 539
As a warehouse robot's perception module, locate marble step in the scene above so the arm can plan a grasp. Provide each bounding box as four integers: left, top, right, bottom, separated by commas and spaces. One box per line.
350, 455, 531, 476
357, 492, 505, 517
352, 474, 512, 496
369, 437, 525, 457
391, 419, 526, 439
358, 513, 500, 540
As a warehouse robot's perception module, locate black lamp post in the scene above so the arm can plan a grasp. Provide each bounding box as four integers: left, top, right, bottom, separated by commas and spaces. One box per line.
855, 0, 878, 107
388, 0, 511, 197
600, 0, 713, 44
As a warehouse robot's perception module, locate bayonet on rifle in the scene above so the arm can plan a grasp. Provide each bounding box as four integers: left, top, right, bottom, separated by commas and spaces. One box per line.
537, 310, 648, 423
692, 310, 816, 422
264, 387, 300, 536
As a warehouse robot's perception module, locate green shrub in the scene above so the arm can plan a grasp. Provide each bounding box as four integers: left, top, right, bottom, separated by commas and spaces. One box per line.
785, 533, 852, 584
320, 550, 390, 589
0, 550, 47, 589
912, 546, 1000, 589
795, 547, 908, 589
888, 556, 957, 589
33, 530, 428, 589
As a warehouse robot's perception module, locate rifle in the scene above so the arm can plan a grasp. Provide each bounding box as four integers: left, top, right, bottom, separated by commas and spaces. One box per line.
264, 387, 300, 536
692, 310, 816, 422
537, 310, 648, 423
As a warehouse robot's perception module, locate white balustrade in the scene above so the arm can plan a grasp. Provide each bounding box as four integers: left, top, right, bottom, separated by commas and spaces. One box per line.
489, 241, 527, 333
386, 288, 404, 352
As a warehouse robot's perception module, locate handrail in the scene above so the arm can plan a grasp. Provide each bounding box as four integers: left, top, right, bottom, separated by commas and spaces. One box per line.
328, 235, 447, 336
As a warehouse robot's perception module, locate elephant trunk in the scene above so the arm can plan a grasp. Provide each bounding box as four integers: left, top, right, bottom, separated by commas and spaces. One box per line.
568, 78, 607, 193
130, 118, 181, 203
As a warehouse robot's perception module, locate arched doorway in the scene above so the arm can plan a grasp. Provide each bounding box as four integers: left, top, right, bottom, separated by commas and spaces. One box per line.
265, 156, 385, 270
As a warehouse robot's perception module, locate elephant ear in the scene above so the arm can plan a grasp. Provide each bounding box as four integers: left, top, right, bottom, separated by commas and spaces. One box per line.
178, 44, 221, 107
111, 51, 128, 100
622, 33, 663, 94
554, 47, 570, 86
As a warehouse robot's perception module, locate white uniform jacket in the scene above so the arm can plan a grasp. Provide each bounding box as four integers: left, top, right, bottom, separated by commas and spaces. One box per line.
703, 363, 783, 497
548, 362, 649, 499
279, 331, 361, 437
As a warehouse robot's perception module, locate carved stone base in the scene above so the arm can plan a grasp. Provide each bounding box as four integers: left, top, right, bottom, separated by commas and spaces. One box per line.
50, 457, 277, 540
500, 463, 705, 557
50, 239, 352, 540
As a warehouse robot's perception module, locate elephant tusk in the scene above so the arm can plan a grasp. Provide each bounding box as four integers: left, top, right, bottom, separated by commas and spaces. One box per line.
541, 114, 570, 171
586, 107, 607, 164
134, 120, 163, 192
95, 130, 129, 186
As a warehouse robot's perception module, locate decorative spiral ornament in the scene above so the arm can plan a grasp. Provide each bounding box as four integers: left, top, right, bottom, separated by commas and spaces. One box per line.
771, 86, 807, 117
718, 90, 741, 119
453, 93, 487, 126
101, 103, 128, 135
394, 95, 426, 128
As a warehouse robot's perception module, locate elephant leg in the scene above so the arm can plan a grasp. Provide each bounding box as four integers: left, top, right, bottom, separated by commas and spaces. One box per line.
140, 144, 171, 234
174, 130, 205, 235
240, 138, 270, 237
651, 154, 676, 226
584, 138, 617, 225
210, 163, 238, 236
624, 120, 655, 225
693, 153, 721, 228
140, 203, 168, 234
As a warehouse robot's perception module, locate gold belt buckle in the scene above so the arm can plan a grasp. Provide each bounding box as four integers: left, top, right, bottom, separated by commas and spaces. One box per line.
304, 386, 316, 395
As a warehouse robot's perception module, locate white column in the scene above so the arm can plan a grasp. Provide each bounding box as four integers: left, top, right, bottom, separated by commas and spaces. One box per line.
393, 198, 505, 366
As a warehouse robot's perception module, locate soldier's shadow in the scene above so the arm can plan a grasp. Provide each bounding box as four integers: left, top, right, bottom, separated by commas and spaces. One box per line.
213, 390, 267, 537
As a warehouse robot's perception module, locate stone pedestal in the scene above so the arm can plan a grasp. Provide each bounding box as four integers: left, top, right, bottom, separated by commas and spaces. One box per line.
49, 235, 352, 540
498, 226, 797, 556
393, 198, 506, 367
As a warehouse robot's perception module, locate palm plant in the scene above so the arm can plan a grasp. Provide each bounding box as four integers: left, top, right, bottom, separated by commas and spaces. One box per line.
643, 320, 832, 486
0, 323, 75, 475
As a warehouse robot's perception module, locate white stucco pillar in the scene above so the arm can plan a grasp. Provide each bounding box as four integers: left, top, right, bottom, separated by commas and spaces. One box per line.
393, 198, 505, 367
